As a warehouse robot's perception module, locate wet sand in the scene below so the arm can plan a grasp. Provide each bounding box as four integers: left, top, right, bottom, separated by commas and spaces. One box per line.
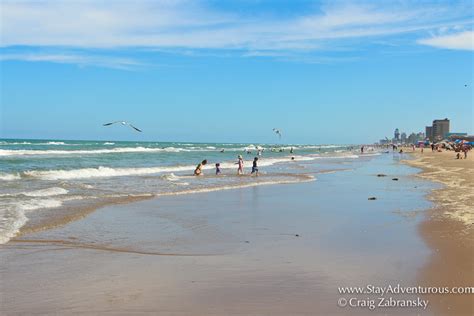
403, 150, 474, 315
1, 155, 440, 315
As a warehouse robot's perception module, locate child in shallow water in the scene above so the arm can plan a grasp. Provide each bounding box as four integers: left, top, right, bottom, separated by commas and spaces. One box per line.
215, 163, 221, 175
194, 159, 207, 176
236, 155, 244, 175
251, 157, 259, 176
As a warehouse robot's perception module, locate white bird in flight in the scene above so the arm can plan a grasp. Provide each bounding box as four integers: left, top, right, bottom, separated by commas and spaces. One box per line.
273, 128, 282, 139
103, 121, 143, 132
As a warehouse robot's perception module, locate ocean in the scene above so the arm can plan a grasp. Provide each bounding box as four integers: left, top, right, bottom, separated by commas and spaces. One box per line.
0, 139, 371, 244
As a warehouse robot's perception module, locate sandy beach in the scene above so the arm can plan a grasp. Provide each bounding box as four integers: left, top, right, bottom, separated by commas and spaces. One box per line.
403, 150, 474, 315
1, 153, 445, 315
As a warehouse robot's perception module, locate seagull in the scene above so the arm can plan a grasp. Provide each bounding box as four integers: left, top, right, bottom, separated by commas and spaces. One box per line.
273, 128, 282, 139
103, 121, 143, 132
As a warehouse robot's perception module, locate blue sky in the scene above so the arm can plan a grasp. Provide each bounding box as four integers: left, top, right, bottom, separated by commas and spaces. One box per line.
0, 0, 473, 144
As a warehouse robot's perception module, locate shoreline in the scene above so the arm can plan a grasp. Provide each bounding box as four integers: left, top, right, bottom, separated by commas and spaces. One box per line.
402, 150, 473, 315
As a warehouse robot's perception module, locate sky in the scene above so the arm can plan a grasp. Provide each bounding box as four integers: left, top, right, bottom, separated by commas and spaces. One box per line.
0, 0, 473, 144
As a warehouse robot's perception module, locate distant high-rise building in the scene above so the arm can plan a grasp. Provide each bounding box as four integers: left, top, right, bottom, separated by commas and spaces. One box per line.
432, 118, 450, 140
425, 126, 433, 141
394, 128, 400, 141
407, 133, 417, 144
401, 132, 407, 143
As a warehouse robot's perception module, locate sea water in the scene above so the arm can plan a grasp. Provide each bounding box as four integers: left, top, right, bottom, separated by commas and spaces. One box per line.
0, 139, 368, 244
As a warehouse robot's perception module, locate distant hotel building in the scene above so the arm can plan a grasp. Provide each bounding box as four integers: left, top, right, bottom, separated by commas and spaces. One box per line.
401, 132, 407, 143
433, 118, 450, 140
425, 126, 433, 141
394, 128, 400, 141
426, 118, 450, 141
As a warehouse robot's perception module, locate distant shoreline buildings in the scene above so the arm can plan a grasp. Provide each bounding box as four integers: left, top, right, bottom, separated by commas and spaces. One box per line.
425, 118, 449, 141
379, 118, 469, 145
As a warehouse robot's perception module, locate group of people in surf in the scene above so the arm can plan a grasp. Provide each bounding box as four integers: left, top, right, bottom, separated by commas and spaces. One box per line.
194, 155, 259, 177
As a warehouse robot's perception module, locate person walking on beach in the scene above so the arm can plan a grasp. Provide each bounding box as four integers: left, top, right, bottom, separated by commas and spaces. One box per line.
215, 163, 221, 175
251, 157, 259, 176
236, 155, 244, 175
194, 159, 207, 176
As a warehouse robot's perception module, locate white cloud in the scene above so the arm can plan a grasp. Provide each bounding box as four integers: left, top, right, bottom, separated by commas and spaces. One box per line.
0, 0, 472, 51
0, 0, 472, 69
418, 31, 474, 51
0, 52, 144, 70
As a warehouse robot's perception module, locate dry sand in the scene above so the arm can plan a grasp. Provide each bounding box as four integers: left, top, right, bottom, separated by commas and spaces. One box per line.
404, 150, 474, 225
403, 149, 474, 315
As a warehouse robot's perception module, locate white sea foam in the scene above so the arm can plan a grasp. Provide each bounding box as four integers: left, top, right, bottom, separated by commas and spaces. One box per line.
0, 187, 69, 197
0, 141, 72, 146
22, 156, 311, 180
79, 184, 95, 189
1, 153, 360, 181
0, 172, 21, 181
0, 144, 353, 156
0, 198, 63, 244
0, 141, 34, 145
161, 173, 181, 181
0, 147, 188, 156
0, 208, 27, 244
45, 141, 66, 145
18, 199, 63, 211
23, 187, 69, 197
23, 166, 196, 180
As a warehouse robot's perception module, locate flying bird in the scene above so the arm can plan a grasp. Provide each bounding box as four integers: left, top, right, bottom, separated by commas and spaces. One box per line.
103, 121, 143, 132
273, 128, 282, 139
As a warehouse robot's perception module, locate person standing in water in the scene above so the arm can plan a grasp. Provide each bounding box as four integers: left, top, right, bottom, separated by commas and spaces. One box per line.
251, 157, 259, 176
236, 155, 244, 175
194, 159, 207, 176
215, 163, 221, 175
